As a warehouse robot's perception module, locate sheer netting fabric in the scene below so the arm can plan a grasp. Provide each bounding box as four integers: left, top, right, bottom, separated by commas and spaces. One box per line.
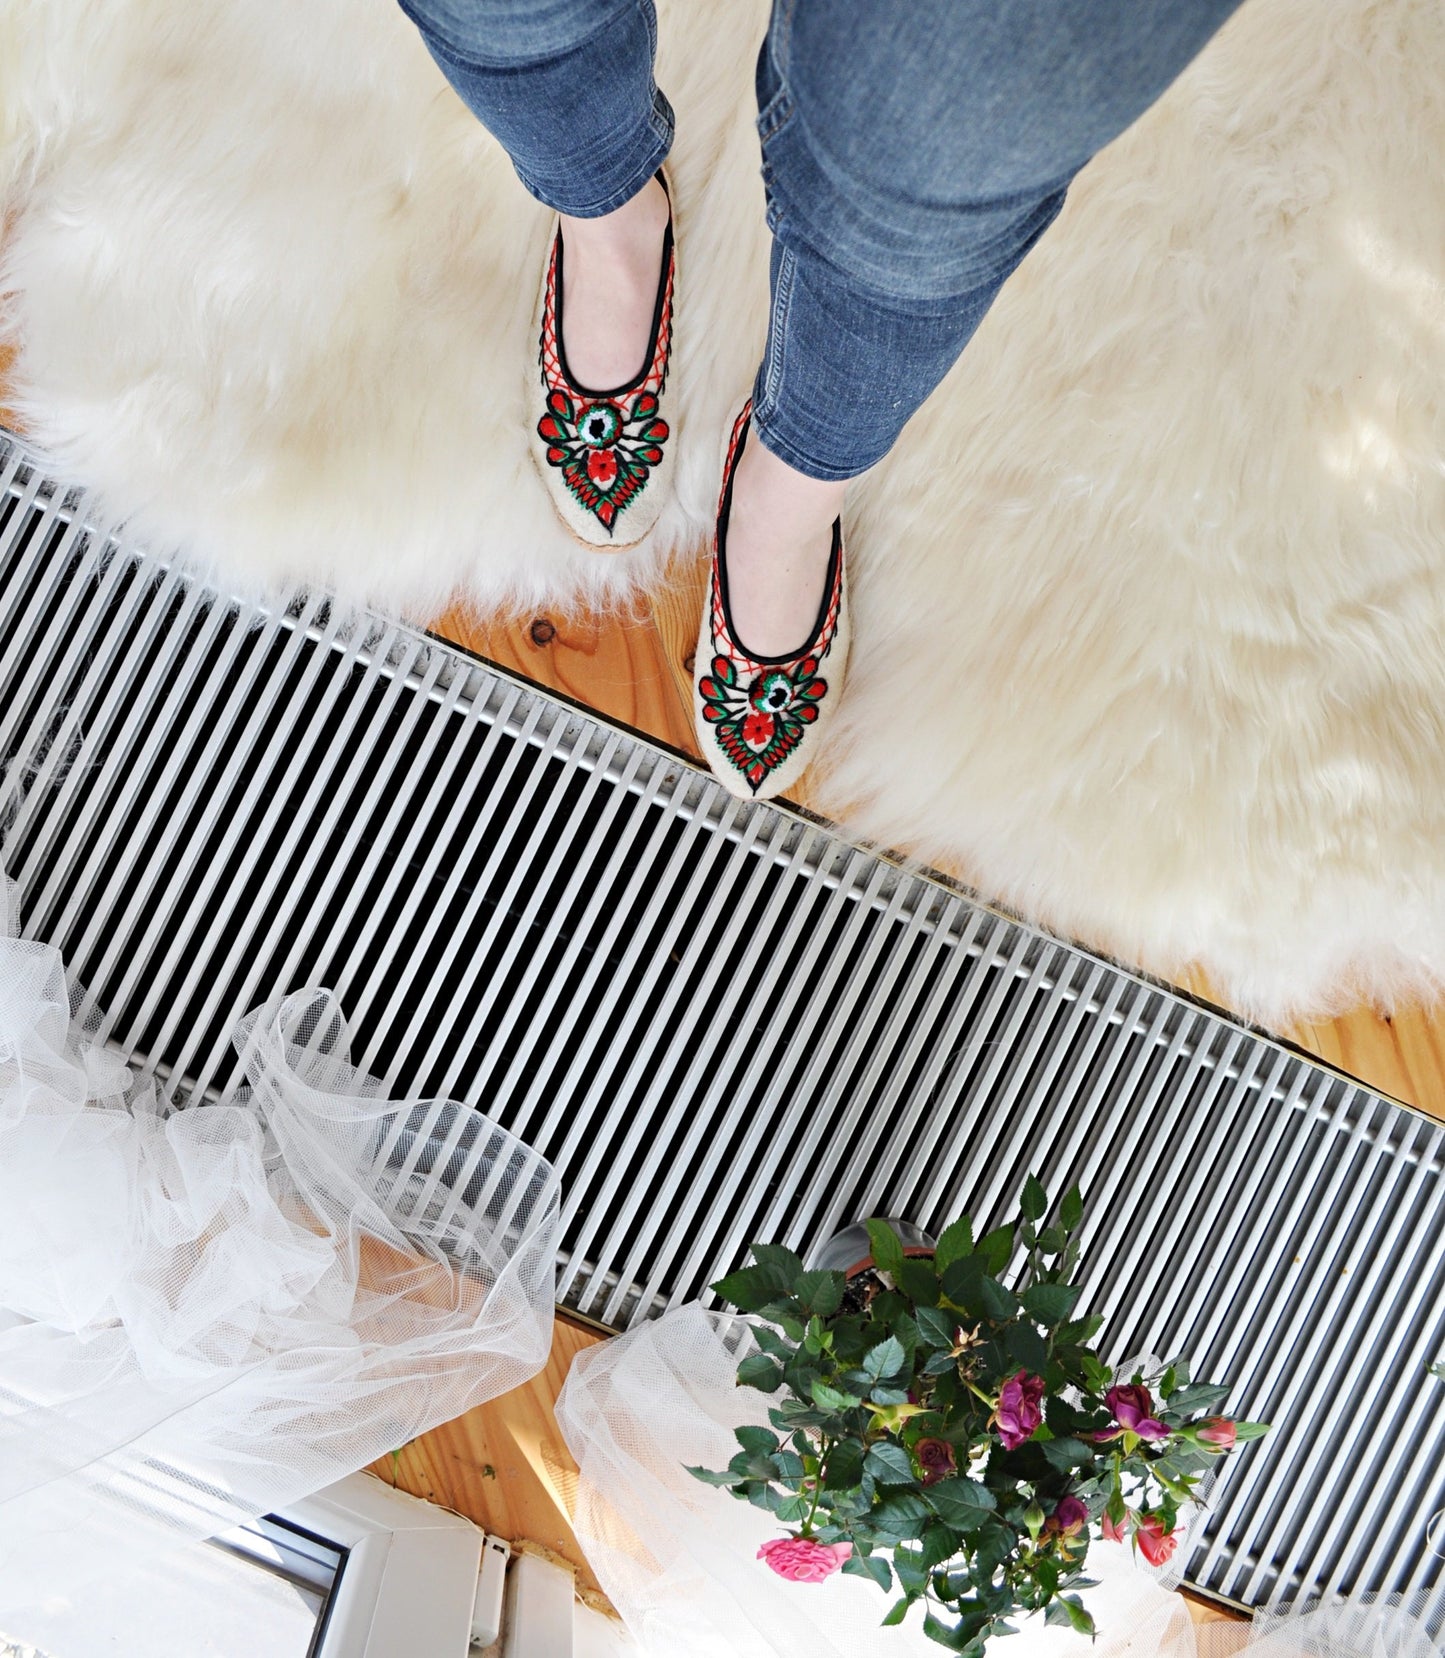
555, 1307, 1445, 1658
0, 876, 560, 1648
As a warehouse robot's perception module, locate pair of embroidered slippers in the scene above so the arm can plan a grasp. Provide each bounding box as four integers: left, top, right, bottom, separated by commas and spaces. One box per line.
529, 174, 849, 805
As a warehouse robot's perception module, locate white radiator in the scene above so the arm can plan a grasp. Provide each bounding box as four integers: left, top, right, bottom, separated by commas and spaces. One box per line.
1, 429, 1443, 1617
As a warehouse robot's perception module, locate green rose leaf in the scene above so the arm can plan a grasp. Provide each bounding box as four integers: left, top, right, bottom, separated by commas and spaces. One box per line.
1231, 1420, 1272, 1440
934, 1215, 975, 1271
923, 1608, 990, 1652
978, 1224, 1014, 1278
712, 1265, 784, 1313
1082, 1353, 1114, 1393
794, 1269, 846, 1318
734, 1425, 779, 1456
863, 1334, 908, 1383
864, 1441, 917, 1485
685, 1464, 739, 1486
775, 1493, 811, 1523
750, 1322, 794, 1358
979, 1275, 1020, 1319
871, 1492, 933, 1540
824, 1438, 866, 1489
1005, 1321, 1048, 1373
865, 1219, 907, 1278
941, 1255, 984, 1308
1058, 1313, 1105, 1346
843, 1551, 893, 1591
750, 1242, 805, 1280
1021, 1282, 1083, 1324
1057, 1595, 1096, 1636
1039, 1435, 1093, 1473
914, 1305, 957, 1348
920, 1520, 962, 1569
1169, 1382, 1231, 1415
894, 1544, 930, 1595
736, 1353, 784, 1392
897, 1255, 942, 1305
925, 1477, 996, 1530
882, 1598, 912, 1627
1021, 1175, 1048, 1221
1060, 1185, 1084, 1230
774, 1450, 807, 1481
811, 1378, 863, 1412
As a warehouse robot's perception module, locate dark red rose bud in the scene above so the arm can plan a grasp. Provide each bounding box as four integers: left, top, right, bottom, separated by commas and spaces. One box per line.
914, 1437, 956, 1486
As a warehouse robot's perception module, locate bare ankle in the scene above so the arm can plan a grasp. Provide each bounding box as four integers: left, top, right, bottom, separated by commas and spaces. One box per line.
723, 433, 847, 659
556, 177, 669, 393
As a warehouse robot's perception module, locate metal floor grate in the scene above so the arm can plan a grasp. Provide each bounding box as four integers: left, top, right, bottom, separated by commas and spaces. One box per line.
1, 428, 1442, 1616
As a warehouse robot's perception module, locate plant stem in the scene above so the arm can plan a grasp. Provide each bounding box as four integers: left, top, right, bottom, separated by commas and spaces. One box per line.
804, 1434, 830, 1535
965, 1379, 998, 1411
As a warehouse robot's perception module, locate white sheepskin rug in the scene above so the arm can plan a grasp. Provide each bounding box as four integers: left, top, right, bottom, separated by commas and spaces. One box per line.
3, 0, 1445, 1025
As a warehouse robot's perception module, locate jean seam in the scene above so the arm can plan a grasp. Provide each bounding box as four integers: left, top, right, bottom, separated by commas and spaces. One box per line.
759, 245, 796, 418
756, 0, 799, 141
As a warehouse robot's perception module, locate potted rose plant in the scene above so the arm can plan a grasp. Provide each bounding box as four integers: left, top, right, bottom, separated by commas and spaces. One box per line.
688, 1179, 1268, 1654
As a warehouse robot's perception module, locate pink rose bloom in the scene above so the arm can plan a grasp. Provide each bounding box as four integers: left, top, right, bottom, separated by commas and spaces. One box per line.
1196, 1417, 1237, 1451
757, 1536, 853, 1582
1103, 1383, 1170, 1442
1134, 1513, 1178, 1567
1102, 1508, 1131, 1543
1048, 1496, 1089, 1536
914, 1438, 956, 1486
997, 1371, 1045, 1449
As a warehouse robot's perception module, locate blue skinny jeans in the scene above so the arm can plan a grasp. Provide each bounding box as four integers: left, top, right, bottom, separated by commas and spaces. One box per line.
397, 0, 1242, 481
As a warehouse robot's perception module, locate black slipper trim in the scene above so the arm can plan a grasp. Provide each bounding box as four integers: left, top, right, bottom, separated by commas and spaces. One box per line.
552, 175, 674, 402
715, 411, 842, 668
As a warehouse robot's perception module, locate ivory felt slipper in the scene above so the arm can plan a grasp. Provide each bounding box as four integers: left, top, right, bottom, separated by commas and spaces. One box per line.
531, 172, 676, 548
693, 402, 850, 802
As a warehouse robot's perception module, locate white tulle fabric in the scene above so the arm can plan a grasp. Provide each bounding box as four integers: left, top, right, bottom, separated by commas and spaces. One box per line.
555, 1308, 1444, 1658
0, 877, 560, 1648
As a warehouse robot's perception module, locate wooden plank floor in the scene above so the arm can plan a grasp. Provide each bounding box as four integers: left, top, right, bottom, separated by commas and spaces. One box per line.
363, 1312, 612, 1602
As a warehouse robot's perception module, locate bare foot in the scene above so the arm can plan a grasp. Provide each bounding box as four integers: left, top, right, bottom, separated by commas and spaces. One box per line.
558, 177, 669, 392
725, 430, 847, 658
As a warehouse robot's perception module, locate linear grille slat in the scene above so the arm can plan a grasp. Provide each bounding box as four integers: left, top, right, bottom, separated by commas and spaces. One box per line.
2, 430, 1442, 1614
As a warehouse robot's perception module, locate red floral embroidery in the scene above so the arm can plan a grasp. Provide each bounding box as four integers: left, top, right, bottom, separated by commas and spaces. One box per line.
536, 228, 674, 535
697, 406, 843, 795
742, 710, 776, 747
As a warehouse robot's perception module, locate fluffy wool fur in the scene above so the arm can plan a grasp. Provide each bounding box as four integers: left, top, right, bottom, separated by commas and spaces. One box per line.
2, 0, 1444, 1023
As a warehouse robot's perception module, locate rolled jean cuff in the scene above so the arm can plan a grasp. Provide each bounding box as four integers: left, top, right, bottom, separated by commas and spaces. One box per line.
749, 398, 862, 484
398, 0, 673, 220
747, 238, 1002, 481
511, 87, 674, 218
